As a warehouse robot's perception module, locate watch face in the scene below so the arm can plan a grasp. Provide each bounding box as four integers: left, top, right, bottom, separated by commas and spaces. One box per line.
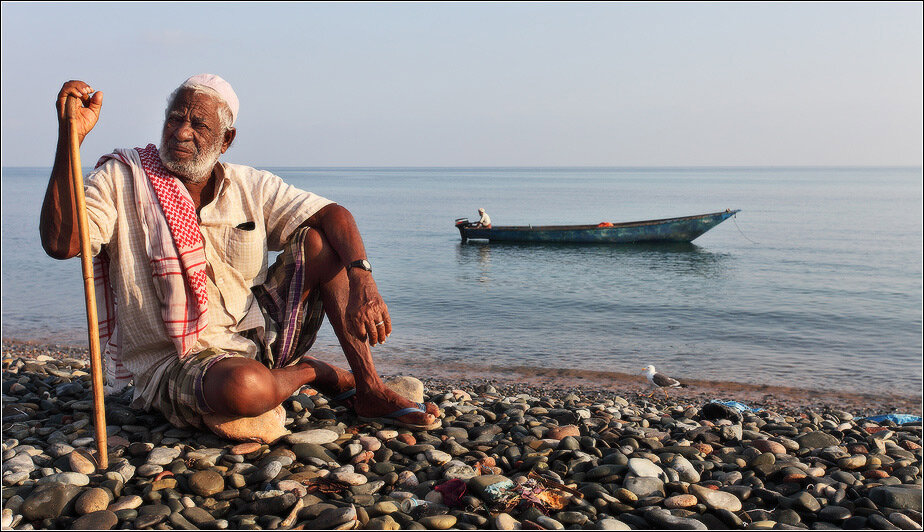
349, 259, 372, 272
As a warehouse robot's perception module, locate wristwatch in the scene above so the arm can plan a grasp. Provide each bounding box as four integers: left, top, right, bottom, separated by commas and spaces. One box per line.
347, 259, 372, 273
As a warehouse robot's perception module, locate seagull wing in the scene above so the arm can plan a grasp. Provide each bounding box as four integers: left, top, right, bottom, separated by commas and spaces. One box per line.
652, 372, 680, 388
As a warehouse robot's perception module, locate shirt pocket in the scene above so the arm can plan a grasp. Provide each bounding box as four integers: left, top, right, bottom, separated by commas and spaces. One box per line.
224, 224, 267, 282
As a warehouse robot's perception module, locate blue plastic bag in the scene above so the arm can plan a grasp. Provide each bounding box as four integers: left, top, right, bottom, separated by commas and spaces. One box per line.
862, 414, 922, 425
710, 400, 763, 413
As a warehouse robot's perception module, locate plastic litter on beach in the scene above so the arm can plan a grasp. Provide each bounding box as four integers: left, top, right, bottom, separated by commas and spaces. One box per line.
494, 471, 583, 515
862, 414, 922, 425
497, 478, 567, 514
399, 497, 433, 513
433, 478, 467, 508
297, 476, 352, 495
710, 399, 763, 413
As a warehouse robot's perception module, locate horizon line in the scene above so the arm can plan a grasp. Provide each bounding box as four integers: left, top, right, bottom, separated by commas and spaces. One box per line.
2, 164, 922, 171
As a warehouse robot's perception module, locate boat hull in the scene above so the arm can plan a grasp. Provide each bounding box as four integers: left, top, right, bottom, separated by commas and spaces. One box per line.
456, 210, 740, 243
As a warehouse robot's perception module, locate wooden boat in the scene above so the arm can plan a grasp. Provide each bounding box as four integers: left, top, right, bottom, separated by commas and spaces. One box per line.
455, 209, 740, 243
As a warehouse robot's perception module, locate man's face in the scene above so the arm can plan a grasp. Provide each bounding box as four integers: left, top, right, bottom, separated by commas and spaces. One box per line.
159, 88, 228, 183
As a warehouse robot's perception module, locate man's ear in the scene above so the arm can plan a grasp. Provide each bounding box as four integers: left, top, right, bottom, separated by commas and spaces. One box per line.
221, 127, 237, 154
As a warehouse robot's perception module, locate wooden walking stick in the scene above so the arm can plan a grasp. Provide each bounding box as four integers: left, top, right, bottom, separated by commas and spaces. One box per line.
65, 95, 109, 470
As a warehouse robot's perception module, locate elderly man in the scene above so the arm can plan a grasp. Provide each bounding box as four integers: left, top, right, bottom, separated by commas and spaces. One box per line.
40, 75, 439, 442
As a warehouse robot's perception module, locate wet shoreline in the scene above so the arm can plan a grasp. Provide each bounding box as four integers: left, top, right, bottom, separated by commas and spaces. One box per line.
3, 338, 921, 416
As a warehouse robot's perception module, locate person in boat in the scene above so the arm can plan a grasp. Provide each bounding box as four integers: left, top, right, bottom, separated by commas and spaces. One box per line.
40, 75, 440, 442
475, 208, 492, 228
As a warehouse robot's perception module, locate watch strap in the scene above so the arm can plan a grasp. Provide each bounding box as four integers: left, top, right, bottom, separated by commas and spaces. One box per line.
347, 259, 372, 272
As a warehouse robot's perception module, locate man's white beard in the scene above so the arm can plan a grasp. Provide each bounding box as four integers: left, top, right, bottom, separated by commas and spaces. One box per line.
159, 136, 223, 183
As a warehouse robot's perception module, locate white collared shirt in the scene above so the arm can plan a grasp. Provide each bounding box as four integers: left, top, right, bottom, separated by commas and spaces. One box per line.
84, 157, 333, 409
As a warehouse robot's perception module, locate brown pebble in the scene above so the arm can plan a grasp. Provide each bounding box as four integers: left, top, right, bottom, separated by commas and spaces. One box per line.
751, 440, 786, 454
351, 451, 375, 464
287, 470, 325, 483
108, 495, 143, 512
230, 442, 262, 456
75, 488, 110, 515
664, 494, 698, 509
847, 444, 869, 454
107, 436, 131, 448
151, 478, 177, 491
616, 488, 638, 503
692, 443, 713, 455
68, 450, 97, 475
863, 469, 889, 479
70, 510, 118, 530
546, 425, 580, 440
188, 470, 224, 497
228, 473, 247, 488
267, 448, 296, 461
419, 515, 457, 530
396, 434, 416, 445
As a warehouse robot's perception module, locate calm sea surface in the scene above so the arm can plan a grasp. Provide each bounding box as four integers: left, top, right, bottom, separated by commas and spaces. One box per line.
2, 166, 921, 395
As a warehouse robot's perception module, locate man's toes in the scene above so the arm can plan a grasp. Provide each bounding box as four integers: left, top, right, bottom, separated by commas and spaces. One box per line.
424, 402, 441, 417
401, 411, 435, 425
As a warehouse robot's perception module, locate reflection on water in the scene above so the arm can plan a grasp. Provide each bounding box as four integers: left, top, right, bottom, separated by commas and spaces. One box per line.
455, 240, 731, 280
476, 245, 491, 283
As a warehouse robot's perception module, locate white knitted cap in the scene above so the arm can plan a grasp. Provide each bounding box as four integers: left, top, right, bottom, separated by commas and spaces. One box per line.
180, 73, 239, 125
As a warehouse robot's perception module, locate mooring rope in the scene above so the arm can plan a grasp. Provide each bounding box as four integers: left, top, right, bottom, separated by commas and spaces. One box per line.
732, 212, 759, 244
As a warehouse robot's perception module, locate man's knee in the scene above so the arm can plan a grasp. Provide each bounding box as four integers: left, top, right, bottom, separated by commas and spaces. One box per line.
302, 227, 331, 259
203, 359, 279, 417
300, 227, 342, 284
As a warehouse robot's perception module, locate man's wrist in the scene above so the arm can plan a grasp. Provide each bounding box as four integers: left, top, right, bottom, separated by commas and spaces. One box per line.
347, 267, 372, 280
346, 267, 373, 288
346, 259, 372, 274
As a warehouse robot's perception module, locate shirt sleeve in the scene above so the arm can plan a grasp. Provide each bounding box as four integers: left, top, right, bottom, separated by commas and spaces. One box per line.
258, 171, 335, 251
83, 160, 120, 256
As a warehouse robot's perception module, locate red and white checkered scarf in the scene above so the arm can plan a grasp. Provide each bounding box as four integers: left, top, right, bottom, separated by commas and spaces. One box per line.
94, 144, 209, 393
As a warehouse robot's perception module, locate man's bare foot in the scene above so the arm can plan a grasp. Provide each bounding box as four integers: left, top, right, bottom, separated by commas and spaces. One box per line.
296, 357, 441, 424
203, 404, 290, 444
298, 357, 355, 399
298, 358, 439, 418
354, 386, 441, 429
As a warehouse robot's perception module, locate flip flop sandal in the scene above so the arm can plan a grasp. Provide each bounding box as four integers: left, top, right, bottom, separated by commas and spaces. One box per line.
318, 370, 355, 405
331, 388, 356, 403
358, 402, 442, 431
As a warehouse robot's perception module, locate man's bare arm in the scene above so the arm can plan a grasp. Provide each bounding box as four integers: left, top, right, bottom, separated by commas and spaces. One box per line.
303, 204, 392, 345
39, 81, 103, 259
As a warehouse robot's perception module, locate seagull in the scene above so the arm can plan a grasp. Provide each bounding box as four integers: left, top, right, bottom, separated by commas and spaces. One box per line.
642, 365, 684, 397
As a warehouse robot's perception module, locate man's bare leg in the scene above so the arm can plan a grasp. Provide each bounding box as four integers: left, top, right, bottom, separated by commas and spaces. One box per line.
304, 228, 439, 425
200, 227, 437, 441
200, 358, 325, 443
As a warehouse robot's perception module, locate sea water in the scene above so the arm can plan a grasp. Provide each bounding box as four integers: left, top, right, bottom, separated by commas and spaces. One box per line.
2, 166, 921, 395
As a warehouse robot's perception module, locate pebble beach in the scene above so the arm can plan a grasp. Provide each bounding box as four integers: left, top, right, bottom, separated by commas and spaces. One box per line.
2, 340, 922, 530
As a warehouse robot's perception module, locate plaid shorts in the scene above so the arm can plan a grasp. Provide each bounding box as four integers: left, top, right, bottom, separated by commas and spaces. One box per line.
155, 227, 326, 430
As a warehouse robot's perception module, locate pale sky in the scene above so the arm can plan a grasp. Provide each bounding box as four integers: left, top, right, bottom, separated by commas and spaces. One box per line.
1, 1, 921, 167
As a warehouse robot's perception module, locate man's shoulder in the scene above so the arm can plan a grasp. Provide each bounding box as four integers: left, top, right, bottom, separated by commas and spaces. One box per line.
221, 162, 285, 186
220, 163, 315, 200
87, 150, 136, 186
